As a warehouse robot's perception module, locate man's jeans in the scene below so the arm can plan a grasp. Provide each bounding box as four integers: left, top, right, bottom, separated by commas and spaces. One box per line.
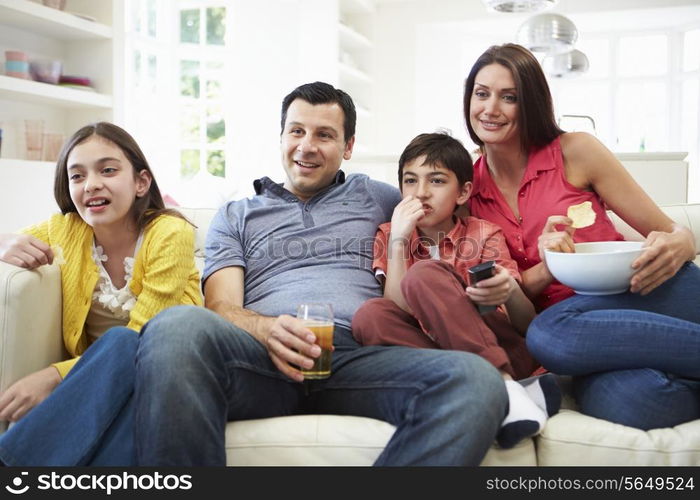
0, 328, 138, 466
527, 262, 700, 429
134, 305, 508, 466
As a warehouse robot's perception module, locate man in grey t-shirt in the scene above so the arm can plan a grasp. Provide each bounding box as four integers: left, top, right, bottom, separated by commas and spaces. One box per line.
134, 82, 507, 465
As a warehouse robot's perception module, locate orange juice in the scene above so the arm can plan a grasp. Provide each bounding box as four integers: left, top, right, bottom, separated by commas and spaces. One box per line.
301, 321, 334, 379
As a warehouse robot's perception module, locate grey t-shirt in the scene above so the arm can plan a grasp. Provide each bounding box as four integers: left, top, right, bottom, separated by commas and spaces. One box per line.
203, 171, 400, 329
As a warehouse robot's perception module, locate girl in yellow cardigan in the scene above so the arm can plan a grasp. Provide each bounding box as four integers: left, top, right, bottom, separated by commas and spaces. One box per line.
0, 122, 201, 427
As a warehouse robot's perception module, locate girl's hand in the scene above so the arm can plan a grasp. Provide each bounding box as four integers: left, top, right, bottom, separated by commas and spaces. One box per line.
538, 216, 576, 272
466, 264, 516, 306
0, 233, 54, 269
630, 224, 696, 295
0, 366, 62, 422
389, 196, 425, 245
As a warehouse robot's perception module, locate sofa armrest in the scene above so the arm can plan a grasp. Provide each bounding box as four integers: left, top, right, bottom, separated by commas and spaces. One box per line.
0, 262, 64, 394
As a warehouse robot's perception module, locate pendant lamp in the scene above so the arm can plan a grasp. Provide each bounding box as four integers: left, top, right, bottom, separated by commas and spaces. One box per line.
542, 49, 590, 78
481, 0, 558, 13
517, 13, 578, 54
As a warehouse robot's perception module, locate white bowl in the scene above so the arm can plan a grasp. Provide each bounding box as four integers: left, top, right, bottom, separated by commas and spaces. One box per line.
544, 241, 645, 295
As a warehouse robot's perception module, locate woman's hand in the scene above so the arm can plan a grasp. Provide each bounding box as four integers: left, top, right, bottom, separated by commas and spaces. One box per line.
0, 233, 54, 269
538, 216, 576, 259
0, 366, 62, 422
537, 216, 576, 282
630, 224, 696, 295
466, 264, 516, 306
389, 196, 425, 245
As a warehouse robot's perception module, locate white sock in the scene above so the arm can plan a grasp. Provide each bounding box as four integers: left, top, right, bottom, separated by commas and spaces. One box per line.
497, 380, 547, 449
519, 373, 562, 417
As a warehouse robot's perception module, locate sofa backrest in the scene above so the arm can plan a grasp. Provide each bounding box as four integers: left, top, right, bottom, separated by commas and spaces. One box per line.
179, 203, 700, 273
178, 207, 217, 273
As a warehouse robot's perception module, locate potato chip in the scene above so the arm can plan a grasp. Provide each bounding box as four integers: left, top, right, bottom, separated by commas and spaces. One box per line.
567, 201, 596, 229
52, 245, 66, 266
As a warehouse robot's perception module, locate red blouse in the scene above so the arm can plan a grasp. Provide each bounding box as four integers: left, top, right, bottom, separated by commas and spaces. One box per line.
468, 136, 624, 310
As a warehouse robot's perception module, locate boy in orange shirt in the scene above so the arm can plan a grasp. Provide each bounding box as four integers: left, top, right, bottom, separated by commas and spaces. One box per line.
352, 133, 560, 448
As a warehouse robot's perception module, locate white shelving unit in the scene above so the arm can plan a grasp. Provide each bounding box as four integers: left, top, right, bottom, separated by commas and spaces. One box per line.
0, 0, 122, 231
0, 0, 119, 163
338, 0, 375, 153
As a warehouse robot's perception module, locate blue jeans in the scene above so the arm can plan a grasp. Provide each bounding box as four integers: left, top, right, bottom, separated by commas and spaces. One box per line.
0, 327, 138, 466
134, 305, 508, 466
527, 262, 700, 429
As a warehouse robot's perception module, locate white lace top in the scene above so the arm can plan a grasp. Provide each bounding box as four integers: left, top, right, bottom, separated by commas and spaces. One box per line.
84, 234, 143, 340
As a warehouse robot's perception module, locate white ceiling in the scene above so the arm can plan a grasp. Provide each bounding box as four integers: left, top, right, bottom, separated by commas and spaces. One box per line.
374, 0, 700, 33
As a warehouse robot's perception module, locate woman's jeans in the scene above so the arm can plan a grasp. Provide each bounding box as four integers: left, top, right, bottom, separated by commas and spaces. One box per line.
0, 306, 508, 466
0, 327, 138, 466
527, 262, 700, 430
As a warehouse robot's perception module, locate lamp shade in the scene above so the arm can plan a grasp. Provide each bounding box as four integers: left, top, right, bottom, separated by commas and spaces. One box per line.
517, 13, 578, 54
481, 0, 557, 13
542, 49, 589, 78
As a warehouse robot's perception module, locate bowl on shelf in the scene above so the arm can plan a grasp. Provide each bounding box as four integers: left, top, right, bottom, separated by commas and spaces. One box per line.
544, 241, 645, 295
42, 0, 67, 10
29, 60, 63, 84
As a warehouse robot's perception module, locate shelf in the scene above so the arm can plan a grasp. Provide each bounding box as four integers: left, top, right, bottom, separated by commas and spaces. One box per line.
339, 63, 372, 84
0, 0, 112, 40
0, 75, 113, 109
0, 158, 55, 168
341, 0, 375, 15
339, 23, 372, 50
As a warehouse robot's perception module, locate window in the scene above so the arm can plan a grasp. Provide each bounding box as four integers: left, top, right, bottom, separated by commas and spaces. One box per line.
177, 4, 227, 180
125, 0, 233, 207
550, 26, 700, 202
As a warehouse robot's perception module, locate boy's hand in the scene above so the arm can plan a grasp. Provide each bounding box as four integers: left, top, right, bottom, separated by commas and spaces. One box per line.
0, 234, 54, 269
466, 264, 516, 306
389, 196, 425, 245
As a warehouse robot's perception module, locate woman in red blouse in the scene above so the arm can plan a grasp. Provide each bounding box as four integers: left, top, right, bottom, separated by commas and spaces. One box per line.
463, 43, 700, 430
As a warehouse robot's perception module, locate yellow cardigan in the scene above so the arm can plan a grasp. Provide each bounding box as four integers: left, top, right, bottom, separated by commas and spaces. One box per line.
22, 212, 202, 378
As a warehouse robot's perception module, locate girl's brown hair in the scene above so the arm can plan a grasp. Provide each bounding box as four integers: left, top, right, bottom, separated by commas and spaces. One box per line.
54, 122, 190, 230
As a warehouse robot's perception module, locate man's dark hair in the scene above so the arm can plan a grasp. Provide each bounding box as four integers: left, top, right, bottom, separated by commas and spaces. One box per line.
398, 132, 474, 188
280, 81, 356, 143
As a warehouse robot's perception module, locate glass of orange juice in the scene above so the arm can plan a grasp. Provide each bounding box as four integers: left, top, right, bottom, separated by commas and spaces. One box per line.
296, 303, 334, 379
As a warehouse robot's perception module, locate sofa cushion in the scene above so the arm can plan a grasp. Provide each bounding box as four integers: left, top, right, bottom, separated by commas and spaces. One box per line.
224, 414, 537, 465
537, 410, 700, 465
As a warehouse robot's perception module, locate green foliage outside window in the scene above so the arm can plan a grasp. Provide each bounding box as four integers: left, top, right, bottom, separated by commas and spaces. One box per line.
180, 60, 200, 98
180, 149, 200, 178
207, 7, 226, 45
207, 150, 225, 177
180, 9, 199, 43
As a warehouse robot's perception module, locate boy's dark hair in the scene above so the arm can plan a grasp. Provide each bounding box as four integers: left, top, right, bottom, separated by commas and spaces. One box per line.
280, 81, 356, 143
54, 122, 191, 231
398, 132, 474, 188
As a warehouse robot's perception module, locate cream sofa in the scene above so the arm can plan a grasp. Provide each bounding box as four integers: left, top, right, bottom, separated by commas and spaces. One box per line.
1, 204, 699, 465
